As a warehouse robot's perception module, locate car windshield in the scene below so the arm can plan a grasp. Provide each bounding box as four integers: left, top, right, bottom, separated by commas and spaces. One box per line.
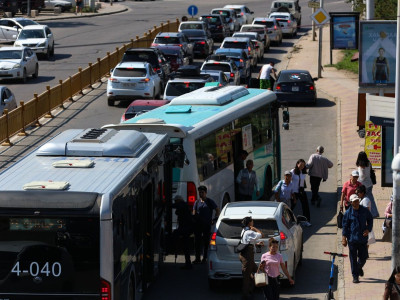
18, 29, 45, 39
279, 72, 312, 82
254, 21, 274, 28
0, 50, 22, 60
113, 68, 147, 77
166, 82, 205, 96
154, 36, 180, 44
17, 20, 38, 26
121, 52, 158, 66
217, 52, 241, 58
242, 27, 265, 34
180, 23, 203, 30
183, 30, 206, 37
202, 63, 231, 72
217, 219, 280, 239
222, 41, 247, 49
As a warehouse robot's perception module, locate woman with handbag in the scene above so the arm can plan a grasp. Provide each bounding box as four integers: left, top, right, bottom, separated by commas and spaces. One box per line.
259, 238, 294, 300
291, 159, 311, 226
356, 151, 379, 217
239, 216, 264, 300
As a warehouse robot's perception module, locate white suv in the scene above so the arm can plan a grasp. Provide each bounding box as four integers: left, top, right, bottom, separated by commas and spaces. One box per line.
14, 25, 55, 60
208, 201, 304, 288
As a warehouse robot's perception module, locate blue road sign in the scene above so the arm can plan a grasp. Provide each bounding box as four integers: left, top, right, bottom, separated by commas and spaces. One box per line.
187, 5, 198, 17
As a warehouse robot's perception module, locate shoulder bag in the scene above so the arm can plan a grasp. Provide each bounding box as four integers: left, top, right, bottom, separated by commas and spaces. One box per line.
235, 230, 249, 253
370, 166, 377, 185
254, 270, 268, 287
337, 211, 343, 229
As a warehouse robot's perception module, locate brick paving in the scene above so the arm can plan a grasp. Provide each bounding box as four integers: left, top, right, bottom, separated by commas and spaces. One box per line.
285, 26, 393, 299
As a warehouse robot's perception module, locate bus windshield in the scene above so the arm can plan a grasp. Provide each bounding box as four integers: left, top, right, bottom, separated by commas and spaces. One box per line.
0, 215, 100, 295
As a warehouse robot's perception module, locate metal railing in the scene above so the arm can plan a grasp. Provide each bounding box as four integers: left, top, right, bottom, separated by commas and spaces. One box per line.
0, 19, 180, 146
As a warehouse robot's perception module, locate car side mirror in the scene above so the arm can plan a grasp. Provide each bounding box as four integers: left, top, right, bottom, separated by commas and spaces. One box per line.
4, 98, 11, 104
312, 77, 318, 81
297, 215, 308, 224
12, 34, 17, 39
110, 68, 114, 73
13, 26, 18, 30
251, 11, 254, 14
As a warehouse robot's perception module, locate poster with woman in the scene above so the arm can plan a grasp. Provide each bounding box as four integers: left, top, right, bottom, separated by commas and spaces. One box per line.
359, 21, 396, 87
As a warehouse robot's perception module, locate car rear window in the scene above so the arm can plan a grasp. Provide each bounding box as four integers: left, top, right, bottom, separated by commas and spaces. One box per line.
113, 68, 147, 77
180, 23, 203, 30
202, 63, 231, 72
211, 10, 231, 17
272, 15, 290, 19
217, 219, 280, 239
222, 41, 248, 49
279, 72, 312, 82
154, 36, 180, 44
121, 52, 158, 66
165, 82, 205, 96
254, 21, 274, 28
202, 16, 222, 25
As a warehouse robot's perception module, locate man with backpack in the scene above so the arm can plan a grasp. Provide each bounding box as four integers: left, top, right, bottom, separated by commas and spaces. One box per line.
192, 186, 220, 264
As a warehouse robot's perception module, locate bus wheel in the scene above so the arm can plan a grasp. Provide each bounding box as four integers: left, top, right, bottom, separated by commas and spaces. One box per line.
221, 194, 230, 209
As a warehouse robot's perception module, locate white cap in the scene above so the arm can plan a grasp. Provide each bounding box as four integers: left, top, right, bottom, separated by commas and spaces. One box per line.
351, 170, 359, 177
350, 194, 360, 202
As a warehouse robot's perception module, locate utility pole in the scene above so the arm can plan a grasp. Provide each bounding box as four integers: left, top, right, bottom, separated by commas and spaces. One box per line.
317, 0, 323, 78
312, 7, 316, 41
391, 0, 400, 269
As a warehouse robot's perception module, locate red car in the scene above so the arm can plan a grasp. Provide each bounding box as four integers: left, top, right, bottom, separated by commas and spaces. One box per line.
120, 99, 169, 122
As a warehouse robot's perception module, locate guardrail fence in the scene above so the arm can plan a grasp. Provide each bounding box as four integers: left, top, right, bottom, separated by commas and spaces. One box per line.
0, 19, 180, 146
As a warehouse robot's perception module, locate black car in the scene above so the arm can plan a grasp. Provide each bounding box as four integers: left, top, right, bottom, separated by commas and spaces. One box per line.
273, 69, 318, 105
181, 29, 214, 58
199, 14, 228, 42
121, 48, 171, 85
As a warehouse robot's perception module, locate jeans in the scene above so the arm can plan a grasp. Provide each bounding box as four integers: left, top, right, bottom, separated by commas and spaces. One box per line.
194, 222, 211, 260
348, 242, 368, 278
262, 276, 280, 300
366, 186, 379, 218
310, 176, 322, 203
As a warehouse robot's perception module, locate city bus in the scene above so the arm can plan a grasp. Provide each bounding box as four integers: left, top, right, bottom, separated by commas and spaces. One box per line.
106, 85, 282, 210
0, 127, 182, 300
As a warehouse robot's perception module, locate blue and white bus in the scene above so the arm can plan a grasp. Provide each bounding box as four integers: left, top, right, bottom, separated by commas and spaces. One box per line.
107, 85, 282, 210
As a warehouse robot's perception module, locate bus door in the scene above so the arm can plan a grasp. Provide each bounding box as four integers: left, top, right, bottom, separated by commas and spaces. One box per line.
231, 128, 244, 201
141, 184, 154, 290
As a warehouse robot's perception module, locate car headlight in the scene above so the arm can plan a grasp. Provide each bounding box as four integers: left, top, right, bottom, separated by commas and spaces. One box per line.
38, 42, 46, 47
12, 64, 21, 69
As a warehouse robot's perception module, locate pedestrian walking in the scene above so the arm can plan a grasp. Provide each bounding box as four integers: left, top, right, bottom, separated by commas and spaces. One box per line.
291, 159, 311, 225
382, 196, 393, 242
356, 185, 376, 249
259, 238, 294, 300
383, 266, 400, 300
356, 151, 379, 217
258, 62, 277, 90
340, 170, 362, 212
237, 160, 260, 201
192, 186, 220, 264
342, 194, 373, 284
239, 216, 264, 300
274, 171, 295, 208
306, 146, 333, 207
172, 195, 194, 270
75, 0, 83, 15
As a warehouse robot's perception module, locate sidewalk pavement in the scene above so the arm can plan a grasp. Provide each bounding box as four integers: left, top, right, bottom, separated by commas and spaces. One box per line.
284, 26, 392, 299
21, 1, 128, 22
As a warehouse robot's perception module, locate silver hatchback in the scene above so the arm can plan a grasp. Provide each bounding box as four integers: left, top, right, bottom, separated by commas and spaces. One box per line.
208, 201, 304, 288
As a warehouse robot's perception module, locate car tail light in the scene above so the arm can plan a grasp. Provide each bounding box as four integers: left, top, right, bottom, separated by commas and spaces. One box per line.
279, 232, 288, 250
275, 84, 281, 90
309, 85, 314, 90
109, 78, 119, 83
248, 46, 251, 51
287, 20, 291, 23
213, 62, 220, 64
179, 44, 183, 47
187, 182, 197, 208
154, 67, 160, 72
230, 72, 234, 78
197, 41, 206, 45
274, 25, 277, 30
239, 59, 244, 63
151, 43, 158, 47
101, 279, 111, 300
209, 231, 217, 250
140, 78, 150, 82
184, 82, 190, 88
241, 12, 244, 16
280, 232, 286, 240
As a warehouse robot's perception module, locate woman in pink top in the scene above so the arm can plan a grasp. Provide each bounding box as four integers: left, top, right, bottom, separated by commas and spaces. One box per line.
259, 238, 294, 300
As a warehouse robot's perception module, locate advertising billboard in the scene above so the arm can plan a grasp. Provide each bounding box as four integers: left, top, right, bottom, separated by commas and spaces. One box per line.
330, 12, 359, 49
359, 20, 396, 87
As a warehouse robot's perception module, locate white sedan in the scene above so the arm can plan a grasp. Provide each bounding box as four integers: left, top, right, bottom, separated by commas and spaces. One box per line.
0, 47, 39, 82
208, 201, 304, 288
107, 61, 163, 106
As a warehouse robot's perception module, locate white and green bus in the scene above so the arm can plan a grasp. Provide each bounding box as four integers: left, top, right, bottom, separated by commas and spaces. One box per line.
107, 85, 283, 210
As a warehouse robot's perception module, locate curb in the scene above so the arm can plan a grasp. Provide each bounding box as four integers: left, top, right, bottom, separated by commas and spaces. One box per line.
31, 6, 129, 21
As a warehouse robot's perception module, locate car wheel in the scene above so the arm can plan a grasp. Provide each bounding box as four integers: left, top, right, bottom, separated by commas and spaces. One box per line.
45, 47, 51, 60
21, 69, 27, 83
50, 43, 55, 57
107, 98, 114, 106
32, 64, 39, 78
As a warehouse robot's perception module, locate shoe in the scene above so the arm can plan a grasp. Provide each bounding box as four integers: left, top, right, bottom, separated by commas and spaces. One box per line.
202, 258, 207, 264
352, 277, 360, 283
180, 264, 192, 270
192, 259, 202, 264
359, 267, 364, 277
304, 221, 312, 227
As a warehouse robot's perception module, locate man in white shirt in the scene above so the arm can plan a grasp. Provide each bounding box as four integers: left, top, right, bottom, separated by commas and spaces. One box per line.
236, 160, 260, 201
259, 62, 277, 90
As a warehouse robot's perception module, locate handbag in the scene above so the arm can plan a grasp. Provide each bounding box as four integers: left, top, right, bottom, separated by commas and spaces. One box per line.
254, 270, 268, 287
337, 211, 343, 229
235, 230, 249, 253
370, 166, 377, 185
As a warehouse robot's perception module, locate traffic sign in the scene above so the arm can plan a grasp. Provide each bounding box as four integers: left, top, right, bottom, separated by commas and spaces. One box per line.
310, 7, 330, 25
187, 5, 198, 17
308, 1, 320, 8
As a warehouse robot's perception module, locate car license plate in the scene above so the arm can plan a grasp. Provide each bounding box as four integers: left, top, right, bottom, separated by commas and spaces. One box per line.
292, 86, 299, 92
122, 83, 136, 87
